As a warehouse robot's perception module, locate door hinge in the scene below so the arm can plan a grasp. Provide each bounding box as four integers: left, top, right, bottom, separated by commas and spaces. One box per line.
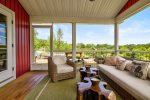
12, 67, 14, 71
12, 20, 13, 24
12, 44, 14, 47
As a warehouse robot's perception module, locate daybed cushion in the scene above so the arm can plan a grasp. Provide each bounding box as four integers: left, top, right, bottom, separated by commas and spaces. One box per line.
57, 64, 73, 73
97, 64, 150, 100
52, 55, 67, 65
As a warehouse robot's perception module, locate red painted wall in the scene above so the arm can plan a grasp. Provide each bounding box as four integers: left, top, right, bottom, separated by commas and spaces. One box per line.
0, 0, 30, 77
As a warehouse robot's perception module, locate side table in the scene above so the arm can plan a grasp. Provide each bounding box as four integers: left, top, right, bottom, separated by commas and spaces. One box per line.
77, 77, 116, 100
79, 67, 98, 81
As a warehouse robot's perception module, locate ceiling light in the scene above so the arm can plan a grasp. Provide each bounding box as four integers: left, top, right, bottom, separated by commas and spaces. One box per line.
89, 0, 95, 2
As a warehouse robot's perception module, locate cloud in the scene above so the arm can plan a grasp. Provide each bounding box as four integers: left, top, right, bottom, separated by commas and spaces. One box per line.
36, 28, 50, 40
119, 20, 150, 45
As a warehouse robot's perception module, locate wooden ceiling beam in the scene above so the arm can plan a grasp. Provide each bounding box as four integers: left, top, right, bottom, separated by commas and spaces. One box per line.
117, 0, 139, 16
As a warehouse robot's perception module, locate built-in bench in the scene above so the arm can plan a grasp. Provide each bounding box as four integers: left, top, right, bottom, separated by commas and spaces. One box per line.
97, 64, 150, 100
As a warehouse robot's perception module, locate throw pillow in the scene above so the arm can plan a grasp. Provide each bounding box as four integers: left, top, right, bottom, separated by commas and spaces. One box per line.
116, 56, 126, 61
97, 59, 104, 64
130, 61, 150, 80
94, 57, 104, 64
104, 56, 118, 66
116, 59, 127, 71
125, 60, 133, 71
148, 66, 150, 79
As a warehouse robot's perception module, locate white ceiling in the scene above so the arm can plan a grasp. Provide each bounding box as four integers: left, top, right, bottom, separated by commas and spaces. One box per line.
19, 0, 127, 17
18, 0, 150, 23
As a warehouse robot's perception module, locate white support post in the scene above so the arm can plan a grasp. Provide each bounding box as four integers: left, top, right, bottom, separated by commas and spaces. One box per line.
72, 23, 76, 62
114, 22, 119, 55
50, 23, 53, 56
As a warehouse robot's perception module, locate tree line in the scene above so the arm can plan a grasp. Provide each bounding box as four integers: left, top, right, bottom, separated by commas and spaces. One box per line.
34, 28, 150, 61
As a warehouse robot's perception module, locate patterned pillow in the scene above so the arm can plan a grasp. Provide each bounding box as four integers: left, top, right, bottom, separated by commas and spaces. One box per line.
116, 59, 127, 71
130, 61, 150, 80
125, 60, 133, 71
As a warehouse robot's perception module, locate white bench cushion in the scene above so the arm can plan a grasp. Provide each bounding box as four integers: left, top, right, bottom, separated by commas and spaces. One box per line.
57, 64, 73, 73
97, 64, 150, 100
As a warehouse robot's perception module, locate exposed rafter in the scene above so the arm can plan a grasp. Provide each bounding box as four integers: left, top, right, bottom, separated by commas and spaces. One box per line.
116, 0, 150, 23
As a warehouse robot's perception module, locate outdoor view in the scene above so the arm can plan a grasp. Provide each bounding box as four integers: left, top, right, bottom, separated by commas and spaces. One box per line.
34, 27, 50, 63
53, 24, 72, 51
33, 7, 150, 64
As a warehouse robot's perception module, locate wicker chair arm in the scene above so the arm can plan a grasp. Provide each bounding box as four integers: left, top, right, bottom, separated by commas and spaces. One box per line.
67, 60, 75, 67
67, 60, 76, 72
48, 57, 57, 74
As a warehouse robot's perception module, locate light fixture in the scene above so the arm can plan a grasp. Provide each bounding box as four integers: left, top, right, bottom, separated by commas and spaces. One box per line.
89, 0, 95, 2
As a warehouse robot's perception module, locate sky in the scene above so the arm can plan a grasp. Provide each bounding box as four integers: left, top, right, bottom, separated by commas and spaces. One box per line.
35, 6, 150, 45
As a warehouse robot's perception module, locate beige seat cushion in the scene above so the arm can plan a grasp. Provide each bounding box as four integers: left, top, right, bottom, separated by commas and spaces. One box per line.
52, 55, 66, 65
97, 64, 150, 100
57, 64, 73, 73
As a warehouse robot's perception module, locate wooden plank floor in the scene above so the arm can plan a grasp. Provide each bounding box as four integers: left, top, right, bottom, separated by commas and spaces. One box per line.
0, 71, 47, 100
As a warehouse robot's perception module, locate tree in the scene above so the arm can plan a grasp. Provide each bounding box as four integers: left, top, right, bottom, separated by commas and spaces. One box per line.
56, 28, 63, 49
34, 30, 40, 51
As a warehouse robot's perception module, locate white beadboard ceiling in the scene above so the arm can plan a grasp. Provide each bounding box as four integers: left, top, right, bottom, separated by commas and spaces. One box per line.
19, 0, 129, 23
19, 0, 128, 17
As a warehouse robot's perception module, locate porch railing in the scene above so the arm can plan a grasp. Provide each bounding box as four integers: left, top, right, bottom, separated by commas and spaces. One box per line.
34, 50, 150, 64
119, 50, 150, 61
53, 50, 150, 67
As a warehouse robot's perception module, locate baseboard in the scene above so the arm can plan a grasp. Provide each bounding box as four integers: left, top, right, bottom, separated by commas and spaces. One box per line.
0, 76, 15, 87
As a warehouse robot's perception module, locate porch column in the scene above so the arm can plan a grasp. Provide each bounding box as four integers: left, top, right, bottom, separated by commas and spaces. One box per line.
50, 23, 53, 56
114, 22, 119, 55
72, 23, 76, 62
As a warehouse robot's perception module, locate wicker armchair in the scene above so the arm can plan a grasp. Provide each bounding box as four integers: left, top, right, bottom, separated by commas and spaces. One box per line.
48, 55, 76, 82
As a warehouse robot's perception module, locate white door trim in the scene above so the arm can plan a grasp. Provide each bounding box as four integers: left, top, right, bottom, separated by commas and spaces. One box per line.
0, 3, 16, 87
31, 25, 52, 70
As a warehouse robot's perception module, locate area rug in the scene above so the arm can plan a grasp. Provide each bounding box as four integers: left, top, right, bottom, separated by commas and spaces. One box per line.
25, 72, 122, 100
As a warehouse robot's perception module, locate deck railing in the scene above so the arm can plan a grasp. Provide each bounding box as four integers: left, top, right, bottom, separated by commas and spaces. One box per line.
53, 50, 150, 67
119, 50, 150, 61
34, 50, 150, 64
